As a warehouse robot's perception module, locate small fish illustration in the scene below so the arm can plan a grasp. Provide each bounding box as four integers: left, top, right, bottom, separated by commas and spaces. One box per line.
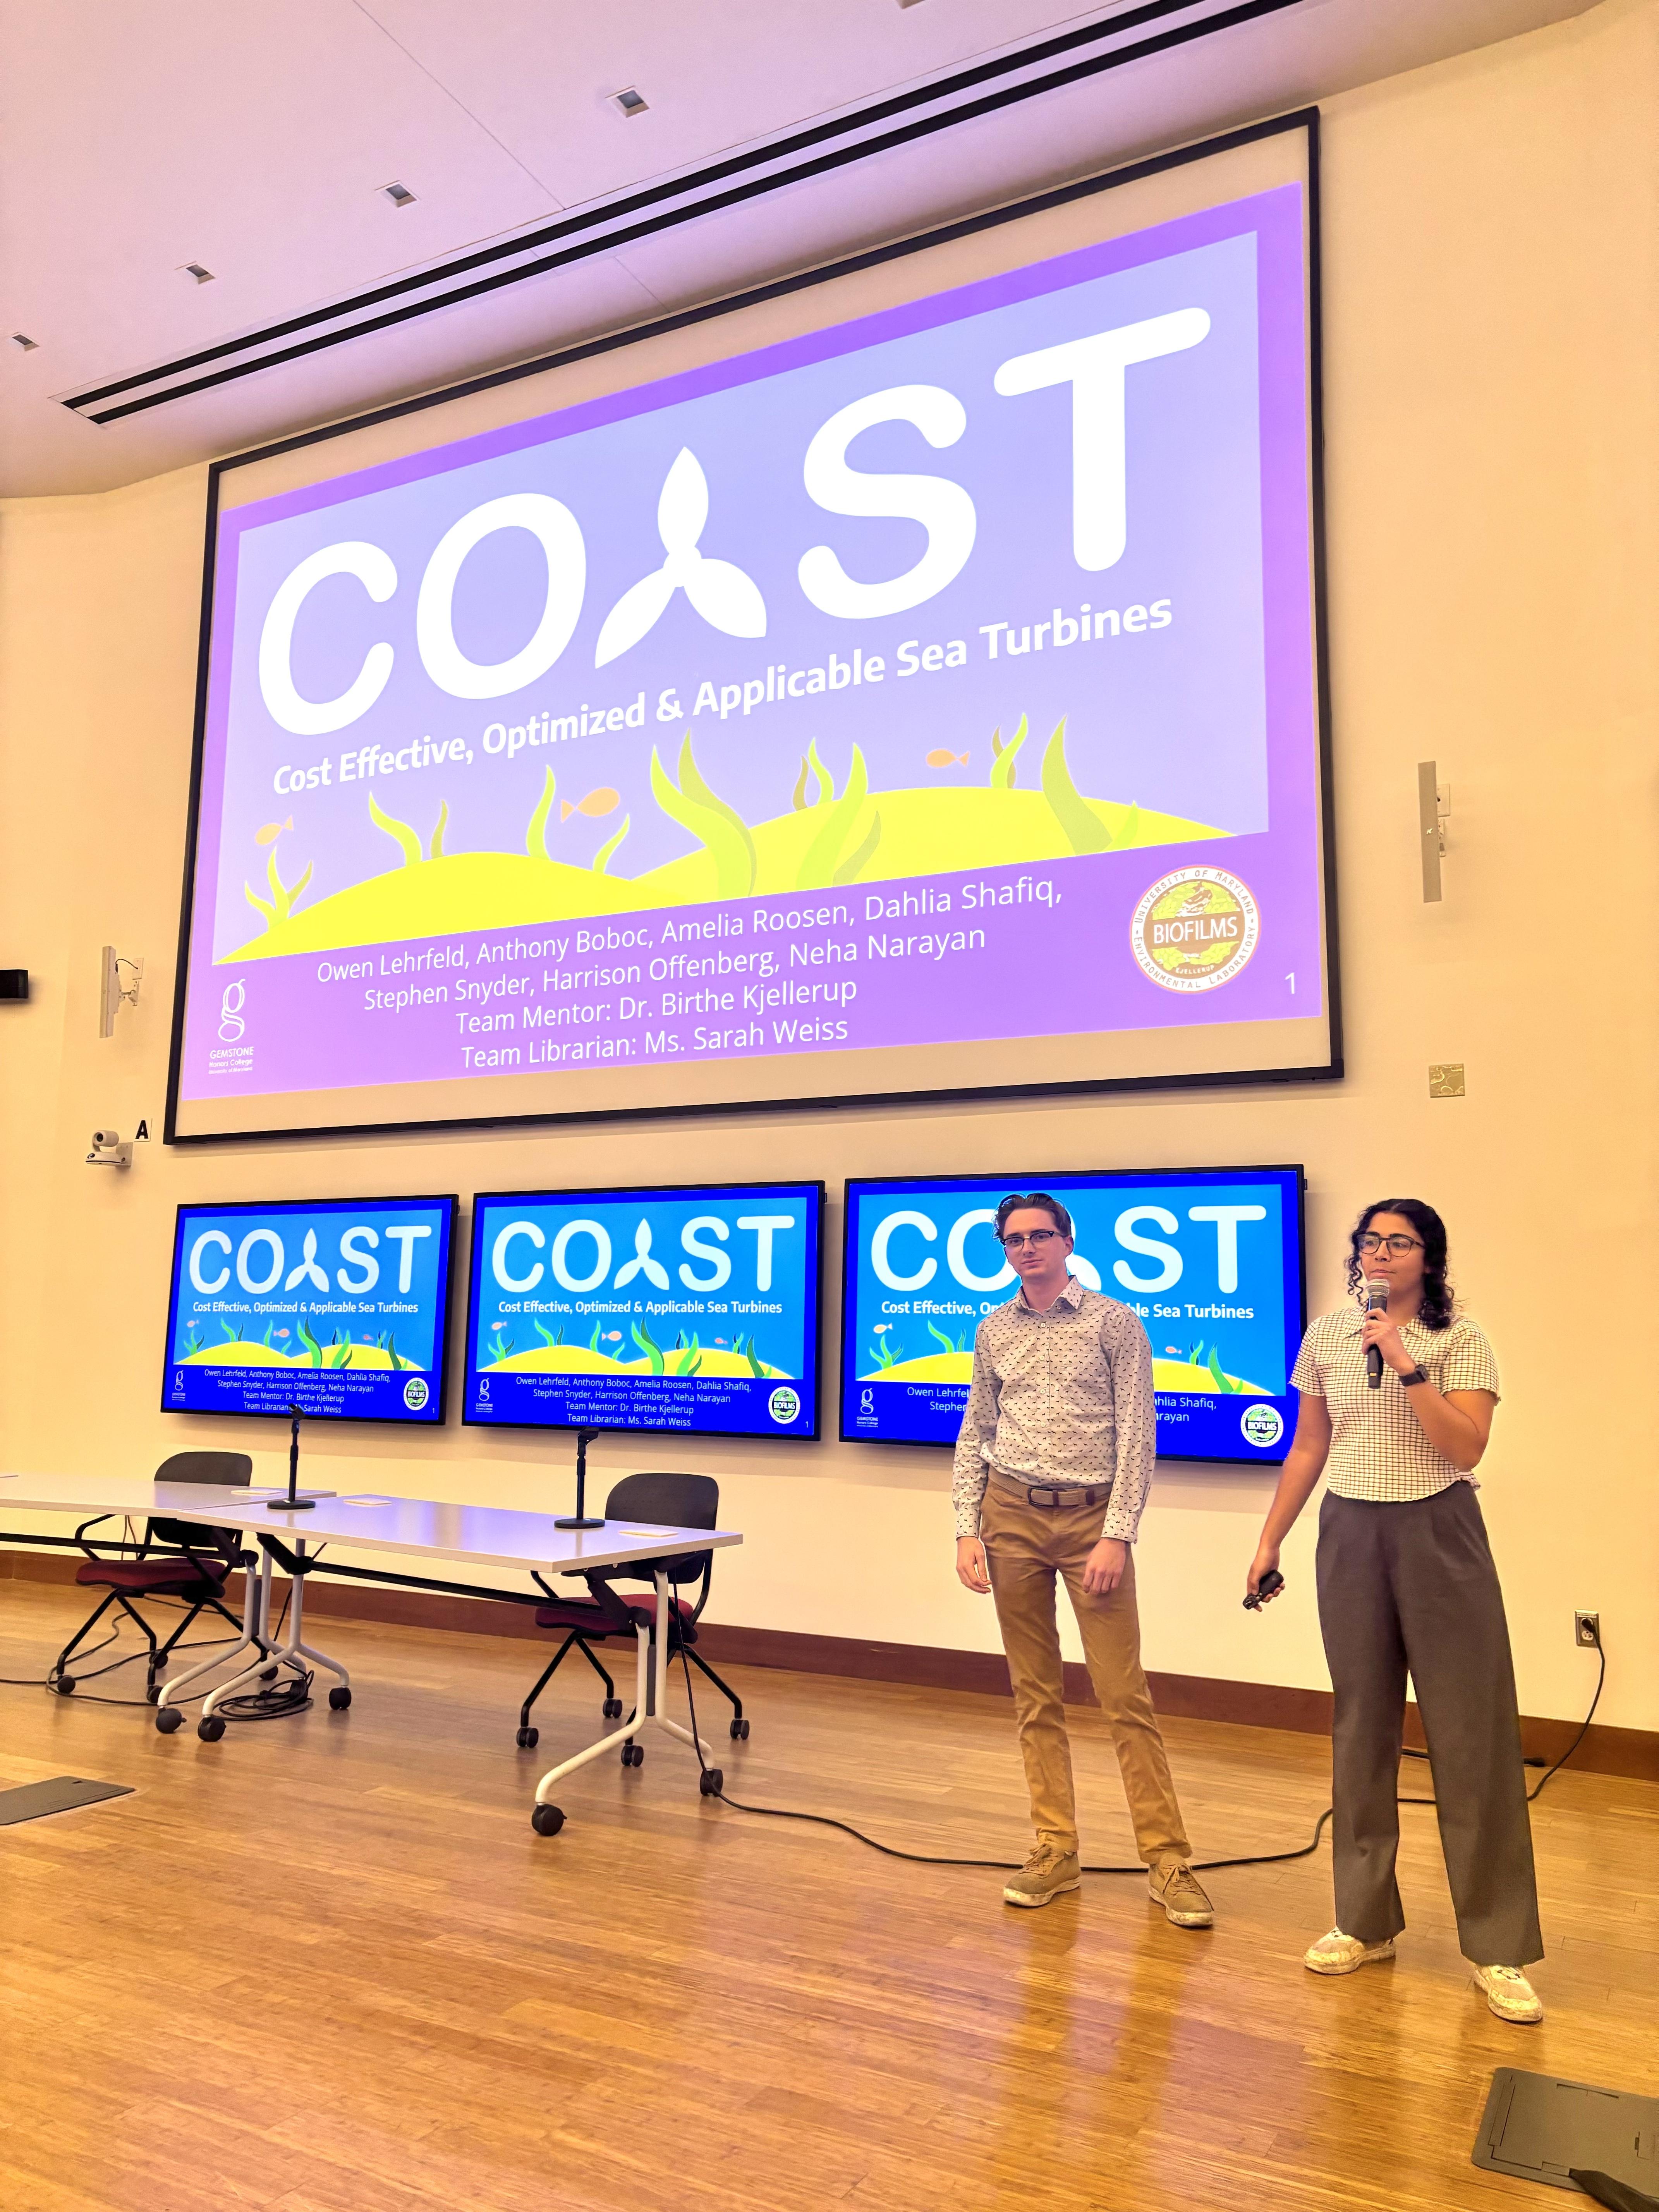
924, 749, 969, 768
254, 815, 294, 845
560, 787, 621, 821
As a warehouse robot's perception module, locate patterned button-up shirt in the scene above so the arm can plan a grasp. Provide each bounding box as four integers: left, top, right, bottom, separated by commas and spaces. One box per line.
951, 1278, 1158, 1542
1291, 1306, 1501, 1503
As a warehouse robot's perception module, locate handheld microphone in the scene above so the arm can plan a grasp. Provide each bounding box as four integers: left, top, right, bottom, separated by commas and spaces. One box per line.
1364, 1275, 1389, 1389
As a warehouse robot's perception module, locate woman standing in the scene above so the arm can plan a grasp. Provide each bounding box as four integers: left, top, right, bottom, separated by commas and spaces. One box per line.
1246, 1199, 1544, 2023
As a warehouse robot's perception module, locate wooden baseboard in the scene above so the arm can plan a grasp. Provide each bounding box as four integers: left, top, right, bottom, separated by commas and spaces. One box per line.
5, 1543, 1651, 1781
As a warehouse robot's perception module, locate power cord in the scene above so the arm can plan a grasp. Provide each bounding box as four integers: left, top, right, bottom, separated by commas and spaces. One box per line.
671, 1627, 1607, 1872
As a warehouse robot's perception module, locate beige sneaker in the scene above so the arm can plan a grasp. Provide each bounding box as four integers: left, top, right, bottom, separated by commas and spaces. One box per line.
1304, 1927, 1396, 1975
1003, 1844, 1082, 1909
1472, 1964, 1544, 2023
1149, 1860, 1215, 1927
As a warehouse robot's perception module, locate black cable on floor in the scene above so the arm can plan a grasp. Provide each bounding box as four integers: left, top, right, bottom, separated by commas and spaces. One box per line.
671, 1631, 1607, 1873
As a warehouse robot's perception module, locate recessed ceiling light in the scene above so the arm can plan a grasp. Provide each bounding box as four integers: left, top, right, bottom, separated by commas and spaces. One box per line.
11, 332, 38, 350
380, 181, 417, 208
180, 262, 215, 284
610, 86, 649, 118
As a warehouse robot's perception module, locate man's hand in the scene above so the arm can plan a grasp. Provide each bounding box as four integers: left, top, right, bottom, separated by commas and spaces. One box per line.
956, 1536, 991, 1594
1080, 1536, 1128, 1596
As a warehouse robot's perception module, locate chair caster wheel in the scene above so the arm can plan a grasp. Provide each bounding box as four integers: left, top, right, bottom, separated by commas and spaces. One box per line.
699, 1767, 724, 1797
155, 1706, 184, 1734
531, 1803, 565, 1837
516, 1725, 539, 1750
603, 1697, 623, 1719
53, 1675, 76, 1695
328, 1686, 352, 1711
730, 1717, 749, 1741
197, 1714, 226, 1743
621, 1741, 644, 1767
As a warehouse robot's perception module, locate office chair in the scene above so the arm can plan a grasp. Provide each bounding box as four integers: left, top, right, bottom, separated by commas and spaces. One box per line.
51, 1451, 255, 1704
515, 1470, 750, 1758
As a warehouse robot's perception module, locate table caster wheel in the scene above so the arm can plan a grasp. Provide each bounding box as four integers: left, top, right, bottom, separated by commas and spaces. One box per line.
699, 1767, 724, 1797
198, 1714, 226, 1743
730, 1717, 749, 1741
516, 1725, 539, 1750
155, 1706, 184, 1734
328, 1685, 352, 1711
602, 1697, 623, 1719
146, 1683, 161, 1704
621, 1741, 643, 1767
260, 1665, 279, 1683
531, 1803, 565, 1837
53, 1675, 76, 1695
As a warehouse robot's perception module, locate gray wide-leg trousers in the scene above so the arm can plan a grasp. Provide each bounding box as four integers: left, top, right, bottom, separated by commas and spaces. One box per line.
1316, 1484, 1543, 1967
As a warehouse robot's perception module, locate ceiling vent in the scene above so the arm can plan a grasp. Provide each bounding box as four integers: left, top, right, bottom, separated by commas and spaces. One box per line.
610, 86, 649, 118
11, 332, 39, 350
381, 181, 418, 208
180, 262, 215, 284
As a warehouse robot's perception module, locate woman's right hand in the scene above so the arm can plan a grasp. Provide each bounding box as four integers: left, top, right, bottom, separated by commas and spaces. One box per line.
1246, 1543, 1283, 1604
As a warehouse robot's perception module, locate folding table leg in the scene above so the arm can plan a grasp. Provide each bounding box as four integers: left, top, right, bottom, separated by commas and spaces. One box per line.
155, 1547, 269, 1723
261, 1538, 352, 1710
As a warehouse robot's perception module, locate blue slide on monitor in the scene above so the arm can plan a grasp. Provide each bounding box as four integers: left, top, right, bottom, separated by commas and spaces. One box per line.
163, 1195, 457, 1423
842, 1168, 1304, 1464
465, 1182, 824, 1439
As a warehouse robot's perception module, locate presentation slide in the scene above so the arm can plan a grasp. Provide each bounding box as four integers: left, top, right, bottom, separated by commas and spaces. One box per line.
163, 1195, 455, 1423
842, 1168, 1303, 1464
170, 131, 1329, 1140
465, 1181, 823, 1438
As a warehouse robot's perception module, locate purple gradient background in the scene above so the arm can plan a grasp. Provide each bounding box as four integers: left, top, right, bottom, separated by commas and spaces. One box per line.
181, 184, 1320, 1107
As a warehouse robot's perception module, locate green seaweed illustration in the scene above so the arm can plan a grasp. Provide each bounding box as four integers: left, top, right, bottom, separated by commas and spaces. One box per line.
926, 1322, 970, 1355
1207, 1345, 1240, 1395
796, 744, 871, 890
592, 815, 631, 874
831, 810, 882, 888
870, 1335, 898, 1369
368, 791, 424, 866
989, 714, 1029, 791
632, 1319, 666, 1376
244, 842, 315, 930
1040, 719, 1117, 855
526, 767, 557, 860
588, 1319, 603, 1352
650, 736, 756, 896
534, 1321, 565, 1349
429, 801, 449, 859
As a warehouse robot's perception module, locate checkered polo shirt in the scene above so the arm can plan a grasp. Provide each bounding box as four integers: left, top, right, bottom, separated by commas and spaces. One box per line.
1291, 1305, 1501, 1503
952, 1278, 1157, 1542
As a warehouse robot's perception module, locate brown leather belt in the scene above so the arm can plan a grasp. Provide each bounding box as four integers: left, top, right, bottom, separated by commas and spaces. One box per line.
992, 1472, 1111, 1511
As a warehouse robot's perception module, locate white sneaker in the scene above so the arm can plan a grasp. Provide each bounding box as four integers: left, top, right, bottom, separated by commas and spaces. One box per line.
1304, 1927, 1396, 1975
1472, 1964, 1544, 2023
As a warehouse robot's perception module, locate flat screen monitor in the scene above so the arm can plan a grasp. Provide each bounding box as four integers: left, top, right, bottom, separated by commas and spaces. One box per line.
841, 1167, 1303, 1463
163, 1194, 456, 1422
167, 119, 1333, 1142
465, 1180, 823, 1438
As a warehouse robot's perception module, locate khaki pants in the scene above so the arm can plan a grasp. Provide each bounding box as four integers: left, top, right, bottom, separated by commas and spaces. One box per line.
981, 1475, 1190, 1865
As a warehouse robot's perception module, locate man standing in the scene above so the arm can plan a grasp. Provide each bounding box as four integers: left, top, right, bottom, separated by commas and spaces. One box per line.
955, 1193, 1213, 1922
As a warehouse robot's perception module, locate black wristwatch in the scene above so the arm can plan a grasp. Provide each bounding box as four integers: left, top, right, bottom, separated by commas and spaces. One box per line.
1400, 1364, 1430, 1388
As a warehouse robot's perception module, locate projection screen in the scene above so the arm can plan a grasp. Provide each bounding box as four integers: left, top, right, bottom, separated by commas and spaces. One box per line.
167, 115, 1333, 1142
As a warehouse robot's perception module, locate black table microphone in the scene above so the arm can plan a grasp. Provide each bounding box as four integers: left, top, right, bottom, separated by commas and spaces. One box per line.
1364, 1274, 1389, 1389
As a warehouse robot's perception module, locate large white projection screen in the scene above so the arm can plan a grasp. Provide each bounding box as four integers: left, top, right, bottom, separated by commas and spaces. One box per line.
169, 119, 1333, 1142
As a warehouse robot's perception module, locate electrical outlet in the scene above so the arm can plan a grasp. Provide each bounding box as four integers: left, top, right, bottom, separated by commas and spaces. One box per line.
1575, 1611, 1601, 1649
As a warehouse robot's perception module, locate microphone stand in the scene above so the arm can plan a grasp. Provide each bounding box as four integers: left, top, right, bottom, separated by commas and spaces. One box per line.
554, 1427, 605, 1530
267, 1402, 318, 1510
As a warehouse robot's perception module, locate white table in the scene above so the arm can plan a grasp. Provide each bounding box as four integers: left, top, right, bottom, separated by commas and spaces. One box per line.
0, 1473, 741, 1832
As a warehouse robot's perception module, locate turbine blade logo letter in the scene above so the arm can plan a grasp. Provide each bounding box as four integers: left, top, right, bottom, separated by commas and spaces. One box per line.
594, 448, 766, 666
285, 1229, 329, 1293
614, 1219, 671, 1290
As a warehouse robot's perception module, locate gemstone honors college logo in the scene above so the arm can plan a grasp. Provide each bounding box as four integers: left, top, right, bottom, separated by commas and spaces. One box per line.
218, 979, 248, 1041
1130, 867, 1260, 992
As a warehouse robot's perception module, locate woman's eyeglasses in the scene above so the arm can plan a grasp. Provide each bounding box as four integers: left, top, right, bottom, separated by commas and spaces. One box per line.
1000, 1230, 1059, 1251
1358, 1232, 1424, 1255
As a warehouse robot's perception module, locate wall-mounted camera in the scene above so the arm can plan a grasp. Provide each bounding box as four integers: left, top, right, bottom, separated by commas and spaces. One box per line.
86, 1128, 132, 1169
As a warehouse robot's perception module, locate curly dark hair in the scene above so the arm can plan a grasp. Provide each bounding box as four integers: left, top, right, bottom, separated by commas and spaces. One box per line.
1345, 1198, 1455, 1330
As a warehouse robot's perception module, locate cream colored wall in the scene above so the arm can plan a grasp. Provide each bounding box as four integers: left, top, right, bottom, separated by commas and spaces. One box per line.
3, 0, 1654, 1731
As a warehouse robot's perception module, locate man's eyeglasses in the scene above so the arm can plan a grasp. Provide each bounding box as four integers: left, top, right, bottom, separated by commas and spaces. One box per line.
1000, 1229, 1060, 1251
1358, 1232, 1424, 1255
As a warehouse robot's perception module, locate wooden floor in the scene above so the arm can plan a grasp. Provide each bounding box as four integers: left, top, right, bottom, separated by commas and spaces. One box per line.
0, 1581, 1653, 2212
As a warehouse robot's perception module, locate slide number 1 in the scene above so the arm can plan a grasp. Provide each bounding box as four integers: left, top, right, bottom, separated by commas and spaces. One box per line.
1285, 972, 1296, 994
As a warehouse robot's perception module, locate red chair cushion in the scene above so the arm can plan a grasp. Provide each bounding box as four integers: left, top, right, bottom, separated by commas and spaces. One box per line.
531, 1592, 695, 1636
627, 1593, 696, 1631
76, 1558, 228, 1595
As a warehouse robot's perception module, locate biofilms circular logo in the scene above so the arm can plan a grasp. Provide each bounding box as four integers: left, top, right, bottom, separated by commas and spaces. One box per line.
1240, 1402, 1284, 1448
1131, 867, 1259, 992
768, 1385, 801, 1425
402, 1376, 430, 1412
